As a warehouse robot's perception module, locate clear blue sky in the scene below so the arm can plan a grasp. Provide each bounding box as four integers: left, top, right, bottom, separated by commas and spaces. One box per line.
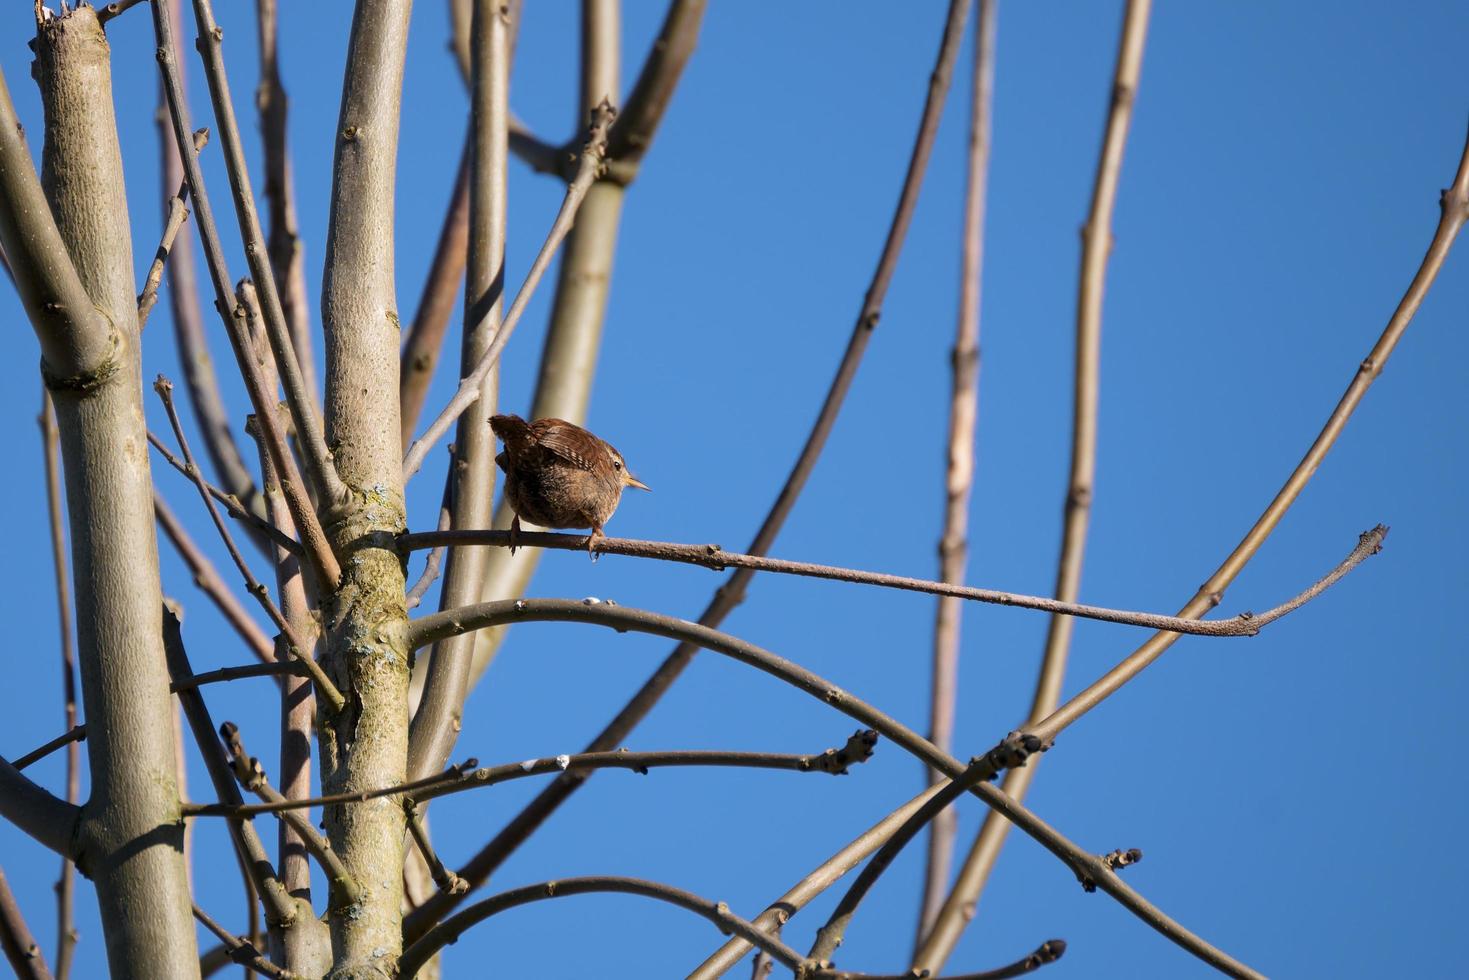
2, 2, 1466, 977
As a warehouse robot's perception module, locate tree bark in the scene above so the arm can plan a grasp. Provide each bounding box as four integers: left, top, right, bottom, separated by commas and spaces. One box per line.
318, 0, 415, 974
32, 8, 199, 977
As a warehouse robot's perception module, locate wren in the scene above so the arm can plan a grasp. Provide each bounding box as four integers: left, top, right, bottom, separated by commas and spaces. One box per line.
490, 414, 649, 558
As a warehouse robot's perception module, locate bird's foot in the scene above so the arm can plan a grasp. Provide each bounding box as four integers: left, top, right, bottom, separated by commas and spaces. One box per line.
509, 516, 522, 556
588, 526, 605, 562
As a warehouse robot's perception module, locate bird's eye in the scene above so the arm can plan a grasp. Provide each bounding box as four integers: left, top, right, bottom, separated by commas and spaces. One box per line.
613, 459, 622, 471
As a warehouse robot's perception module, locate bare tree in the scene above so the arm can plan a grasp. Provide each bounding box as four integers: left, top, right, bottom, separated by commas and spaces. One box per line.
0, 2, 1464, 979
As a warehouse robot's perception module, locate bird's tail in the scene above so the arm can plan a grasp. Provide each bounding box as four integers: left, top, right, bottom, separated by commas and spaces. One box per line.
489, 414, 532, 455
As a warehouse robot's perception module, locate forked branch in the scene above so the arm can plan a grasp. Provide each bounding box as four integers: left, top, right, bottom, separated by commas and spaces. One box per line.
401, 100, 617, 483
395, 598, 1263, 978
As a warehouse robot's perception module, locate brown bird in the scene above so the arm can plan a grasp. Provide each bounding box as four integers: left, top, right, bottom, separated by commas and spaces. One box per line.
490, 414, 649, 558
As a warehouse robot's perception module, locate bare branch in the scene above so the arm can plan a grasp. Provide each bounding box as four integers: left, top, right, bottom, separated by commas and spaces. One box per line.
187, 734, 874, 818
8, 728, 86, 774
190, 905, 298, 980
138, 127, 208, 331
917, 1, 1152, 961
404, 464, 454, 609
148, 431, 302, 556
690, 785, 946, 978
153, 11, 266, 547
31, 7, 199, 970
914, 118, 1469, 970
812, 765, 992, 963
0, 757, 79, 860
96, 0, 149, 25
0, 72, 114, 380
401, 101, 616, 483
187, 0, 347, 509
154, 378, 344, 712
218, 723, 361, 911
405, 805, 467, 897
155, 492, 277, 664
0, 864, 51, 980
398, 876, 807, 978
402, 526, 1386, 641
407, 0, 512, 782
396, 598, 1263, 977
815, 941, 1065, 980
38, 394, 80, 980
149, 0, 342, 590
920, 0, 995, 940
456, 0, 626, 716
247, 410, 322, 927
418, 2, 978, 922
161, 605, 296, 928
602, 0, 708, 184
254, 0, 320, 411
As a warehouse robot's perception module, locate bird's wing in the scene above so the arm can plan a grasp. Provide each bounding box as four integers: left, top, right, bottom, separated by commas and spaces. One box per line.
530, 420, 599, 472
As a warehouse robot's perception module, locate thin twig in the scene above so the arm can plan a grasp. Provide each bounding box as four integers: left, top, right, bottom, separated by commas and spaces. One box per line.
919, 0, 995, 942
96, 0, 148, 25
405, 805, 467, 896
401, 526, 1387, 640
39, 395, 78, 980
396, 598, 1263, 977
153, 14, 267, 552
172, 661, 304, 693
162, 605, 296, 928
404, 467, 454, 609
154, 378, 344, 712
915, 1, 1151, 964
398, 876, 807, 978
187, 0, 346, 509
155, 492, 277, 664
218, 723, 361, 910
138, 127, 209, 330
920, 110, 1469, 975
149, 432, 302, 555
246, 405, 320, 908
812, 765, 991, 963
190, 905, 297, 980
690, 784, 945, 978
401, 100, 616, 484
254, 0, 319, 411
9, 728, 86, 773
186, 734, 875, 818
404, 3, 978, 932
0, 865, 51, 980
149, 0, 342, 588
815, 941, 1065, 980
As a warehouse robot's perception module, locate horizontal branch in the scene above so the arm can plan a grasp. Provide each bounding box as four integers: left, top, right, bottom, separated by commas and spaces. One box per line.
815, 940, 1065, 980
401, 526, 1386, 643
184, 732, 877, 818
392, 598, 1263, 977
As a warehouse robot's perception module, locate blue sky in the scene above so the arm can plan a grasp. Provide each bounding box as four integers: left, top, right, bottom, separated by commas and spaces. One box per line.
1, 2, 1466, 977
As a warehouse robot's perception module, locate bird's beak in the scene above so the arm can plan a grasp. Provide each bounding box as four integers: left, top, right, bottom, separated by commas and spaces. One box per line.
626, 473, 651, 492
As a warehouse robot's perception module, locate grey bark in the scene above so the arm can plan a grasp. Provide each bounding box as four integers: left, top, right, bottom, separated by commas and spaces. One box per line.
32, 8, 199, 977
318, 0, 416, 973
